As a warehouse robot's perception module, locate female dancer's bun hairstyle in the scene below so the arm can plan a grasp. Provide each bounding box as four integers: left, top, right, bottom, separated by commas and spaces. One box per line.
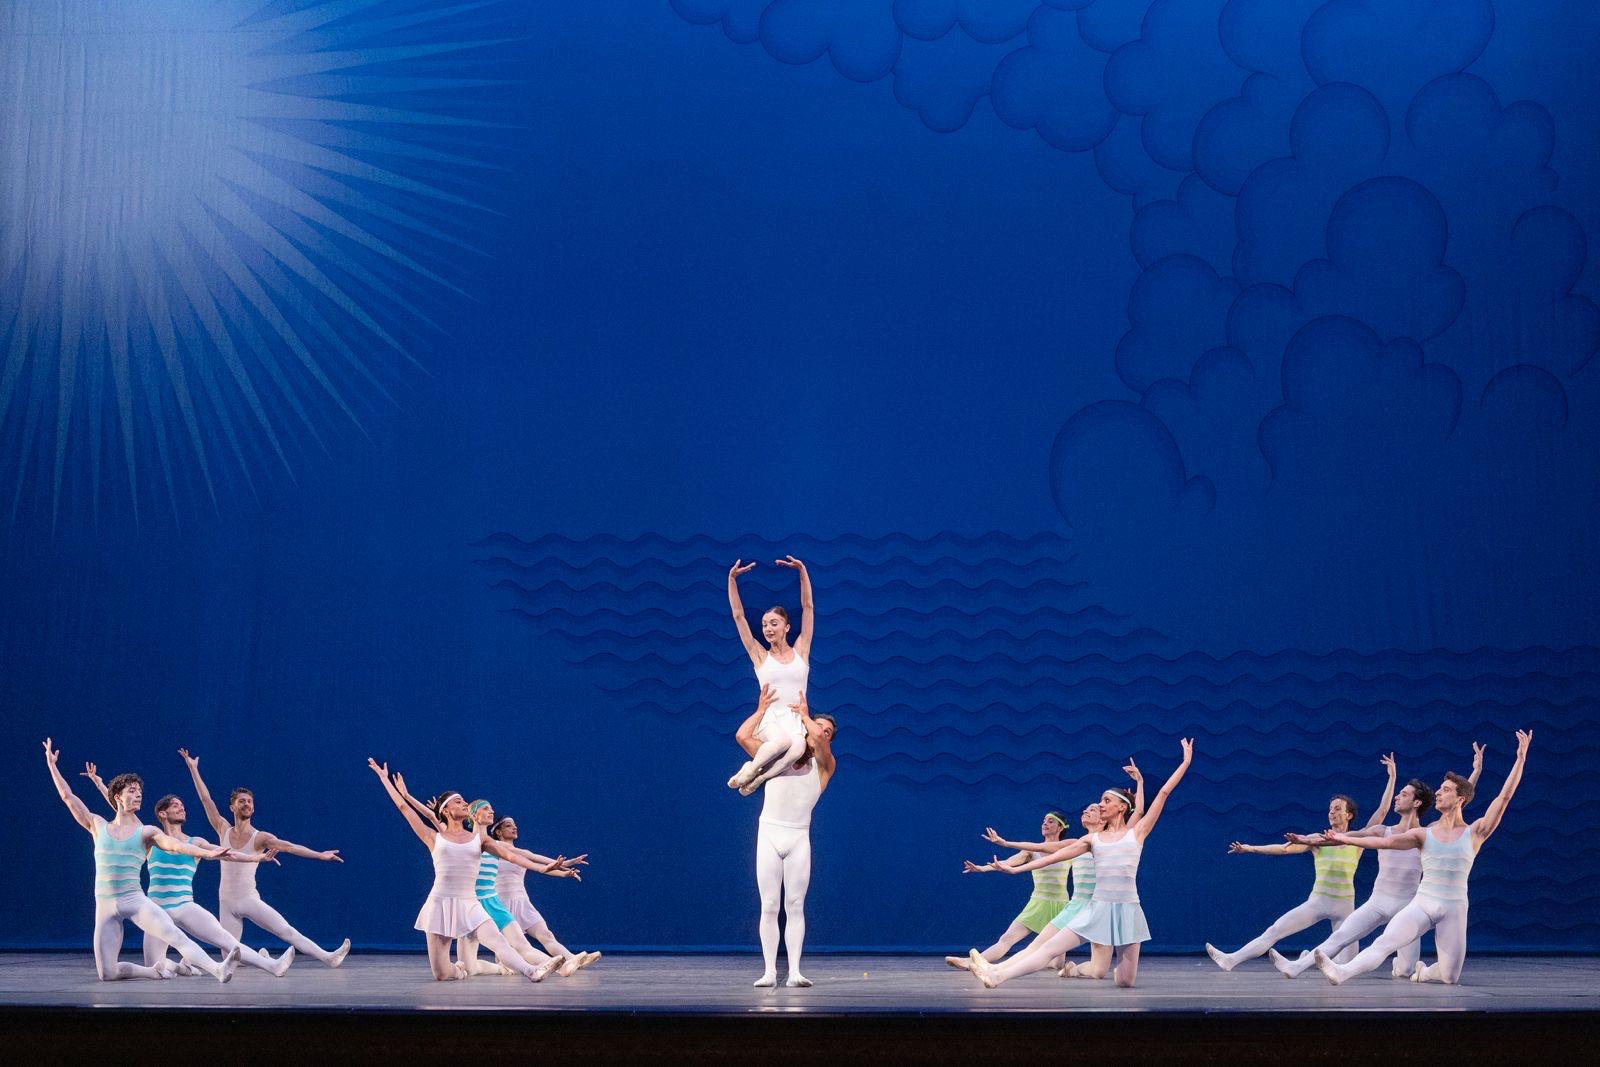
765, 605, 790, 623
1407, 778, 1435, 814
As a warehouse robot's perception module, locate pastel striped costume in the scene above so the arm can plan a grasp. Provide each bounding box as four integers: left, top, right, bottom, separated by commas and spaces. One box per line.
1209, 842, 1363, 969
1012, 852, 1072, 933
88, 818, 226, 982
1277, 824, 1424, 978
142, 833, 288, 976
1064, 831, 1151, 946
1048, 851, 1097, 930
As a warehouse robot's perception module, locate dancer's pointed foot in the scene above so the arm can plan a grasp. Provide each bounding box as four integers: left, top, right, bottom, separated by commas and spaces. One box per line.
967, 949, 1000, 988
1057, 962, 1077, 978
531, 956, 562, 982
272, 946, 296, 977
219, 946, 241, 984
945, 955, 971, 971
728, 762, 756, 790
785, 973, 812, 988
739, 779, 762, 797
557, 953, 583, 978
1268, 949, 1301, 978
1205, 943, 1236, 972
753, 972, 777, 988
577, 951, 602, 970
326, 939, 351, 968
1313, 949, 1345, 985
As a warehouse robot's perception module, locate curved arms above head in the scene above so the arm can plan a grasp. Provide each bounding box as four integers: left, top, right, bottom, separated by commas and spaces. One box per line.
727, 560, 764, 668
775, 556, 814, 660
368, 758, 436, 848
1131, 738, 1194, 841
1367, 753, 1398, 829
178, 748, 230, 838
1473, 730, 1531, 843
44, 739, 94, 833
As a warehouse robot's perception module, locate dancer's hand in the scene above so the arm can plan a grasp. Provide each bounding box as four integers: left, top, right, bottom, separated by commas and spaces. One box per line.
1123, 757, 1142, 782
178, 748, 199, 768
982, 827, 1005, 845
366, 758, 389, 777
1515, 729, 1532, 755
962, 860, 991, 874
80, 761, 103, 783
1285, 832, 1322, 846
393, 772, 409, 795
991, 855, 1018, 873
757, 684, 778, 712
201, 844, 230, 860
1321, 830, 1350, 845
43, 738, 61, 766
729, 559, 758, 579
316, 849, 343, 863
791, 690, 810, 718
1472, 741, 1486, 774
1179, 737, 1195, 762
1227, 841, 1250, 854
774, 555, 805, 571
1380, 752, 1396, 775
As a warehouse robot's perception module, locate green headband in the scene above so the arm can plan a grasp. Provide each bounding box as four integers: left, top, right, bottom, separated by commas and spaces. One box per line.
469, 800, 491, 816
1045, 811, 1068, 829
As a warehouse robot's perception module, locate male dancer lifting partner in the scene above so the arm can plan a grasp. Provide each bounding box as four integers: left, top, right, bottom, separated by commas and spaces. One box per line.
181, 748, 352, 966
1271, 743, 1483, 978
737, 684, 837, 987
1315, 730, 1532, 985
44, 739, 241, 982
81, 762, 293, 977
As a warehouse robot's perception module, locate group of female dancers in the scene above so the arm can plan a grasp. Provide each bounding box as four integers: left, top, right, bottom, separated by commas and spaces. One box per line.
44, 555, 1536, 992
959, 731, 1532, 987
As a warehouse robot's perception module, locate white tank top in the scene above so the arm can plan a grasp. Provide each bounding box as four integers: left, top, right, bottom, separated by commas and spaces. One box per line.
755, 650, 809, 707
759, 758, 822, 829
218, 828, 261, 897
1371, 824, 1423, 898
1087, 831, 1143, 904
428, 834, 483, 899
494, 856, 527, 898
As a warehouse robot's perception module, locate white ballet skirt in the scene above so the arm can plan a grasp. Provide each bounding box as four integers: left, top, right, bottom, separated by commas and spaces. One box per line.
415, 833, 491, 937
755, 650, 809, 743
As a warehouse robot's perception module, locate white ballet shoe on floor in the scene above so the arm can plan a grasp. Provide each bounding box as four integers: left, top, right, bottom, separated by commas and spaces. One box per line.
577, 951, 602, 970
557, 953, 584, 978
271, 946, 296, 977
753, 972, 777, 987
1205, 943, 1237, 971
945, 955, 971, 971
1313, 949, 1346, 985
785, 973, 812, 988
327, 939, 351, 967
967, 949, 1000, 988
218, 946, 241, 984
531, 956, 562, 982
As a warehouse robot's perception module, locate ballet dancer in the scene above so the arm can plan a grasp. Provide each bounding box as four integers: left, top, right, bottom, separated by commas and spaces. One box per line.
1271, 743, 1484, 978
1203, 760, 1399, 971
967, 738, 1195, 989
367, 759, 571, 982
738, 685, 837, 987
1314, 729, 1531, 985
180, 748, 352, 967
44, 739, 241, 983
727, 556, 814, 796
81, 762, 293, 977
950, 760, 1145, 971
489, 815, 601, 972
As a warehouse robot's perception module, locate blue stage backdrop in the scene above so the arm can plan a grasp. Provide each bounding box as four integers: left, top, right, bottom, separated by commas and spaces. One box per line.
2, 1, 1597, 954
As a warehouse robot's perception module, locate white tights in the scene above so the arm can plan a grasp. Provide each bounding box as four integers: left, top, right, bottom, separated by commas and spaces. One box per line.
458, 922, 554, 974
987, 924, 1142, 987
1214, 895, 1356, 968
743, 729, 809, 793
220, 892, 343, 963
427, 922, 542, 981
146, 902, 284, 975
1280, 892, 1420, 977
756, 821, 812, 980
94, 893, 222, 981
1327, 896, 1468, 984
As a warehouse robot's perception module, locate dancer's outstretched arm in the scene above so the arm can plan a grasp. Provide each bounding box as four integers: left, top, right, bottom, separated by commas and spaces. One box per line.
391, 773, 444, 830
728, 560, 763, 668
369, 759, 435, 847
1365, 753, 1398, 829
44, 740, 94, 832
1132, 738, 1194, 841
507, 844, 589, 878
1473, 730, 1531, 843
963, 850, 1032, 873
1228, 841, 1309, 855
255, 830, 341, 863
776, 555, 814, 660
982, 828, 1058, 852
179, 748, 229, 838
1127, 758, 1147, 820
1319, 827, 1424, 850
991, 839, 1092, 874
147, 830, 231, 861
483, 838, 581, 877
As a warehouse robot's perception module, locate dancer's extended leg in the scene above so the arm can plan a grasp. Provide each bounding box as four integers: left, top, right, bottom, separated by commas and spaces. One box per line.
1273, 895, 1401, 977
1412, 904, 1467, 984
127, 898, 238, 982
167, 902, 292, 976
1316, 900, 1435, 984
223, 895, 350, 966
471, 920, 559, 982
781, 829, 813, 986
971, 925, 1086, 986
1208, 897, 1347, 970
93, 899, 165, 980
526, 918, 573, 960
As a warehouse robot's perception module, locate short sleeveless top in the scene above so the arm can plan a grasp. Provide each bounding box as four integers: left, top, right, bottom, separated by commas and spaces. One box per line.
428, 834, 482, 899
1028, 852, 1070, 903
1311, 843, 1362, 900
1068, 851, 1097, 902
759, 758, 822, 829
755, 650, 809, 710
1088, 831, 1142, 904
147, 833, 199, 909
218, 828, 261, 896
1371, 824, 1423, 898
494, 856, 528, 898
1416, 826, 1475, 904
93, 819, 148, 900
474, 847, 503, 903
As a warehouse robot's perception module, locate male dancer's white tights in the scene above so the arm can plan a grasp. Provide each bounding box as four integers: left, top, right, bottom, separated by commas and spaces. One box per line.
220, 892, 347, 965
94, 893, 228, 981
1323, 896, 1468, 984
756, 821, 811, 982
1212, 895, 1357, 969
1277, 892, 1420, 977
146, 902, 288, 975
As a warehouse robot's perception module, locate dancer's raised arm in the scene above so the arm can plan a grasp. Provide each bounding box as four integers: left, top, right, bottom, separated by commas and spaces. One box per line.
369, 759, 435, 847
391, 772, 443, 830
728, 560, 763, 668
81, 762, 112, 807
44, 739, 94, 832
1469, 741, 1485, 791
1365, 753, 1398, 829
179, 748, 229, 838
1132, 738, 1194, 841
1125, 758, 1147, 820
776, 556, 814, 660
1473, 730, 1531, 842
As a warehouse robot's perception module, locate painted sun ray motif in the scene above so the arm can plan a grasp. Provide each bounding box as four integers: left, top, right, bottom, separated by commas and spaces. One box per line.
284, 159, 490, 254
246, 129, 489, 214
246, 39, 518, 81
133, 254, 221, 508
254, 0, 512, 52
101, 254, 141, 517
247, 118, 511, 172
243, 93, 520, 130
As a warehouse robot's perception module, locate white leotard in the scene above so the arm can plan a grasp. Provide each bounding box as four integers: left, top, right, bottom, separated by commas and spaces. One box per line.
494, 856, 526, 898
219, 828, 261, 897
754, 649, 808, 739
759, 757, 822, 830
427, 834, 483, 900
1371, 824, 1424, 899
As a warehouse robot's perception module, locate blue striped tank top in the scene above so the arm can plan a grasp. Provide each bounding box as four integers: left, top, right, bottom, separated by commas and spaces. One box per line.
94, 819, 148, 900
147, 834, 199, 910
1068, 851, 1097, 903
475, 849, 502, 904
1416, 826, 1476, 904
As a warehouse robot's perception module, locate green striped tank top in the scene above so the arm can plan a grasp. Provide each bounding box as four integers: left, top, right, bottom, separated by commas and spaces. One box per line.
1029, 852, 1071, 903
1311, 844, 1361, 900
147, 834, 199, 910
93, 819, 148, 900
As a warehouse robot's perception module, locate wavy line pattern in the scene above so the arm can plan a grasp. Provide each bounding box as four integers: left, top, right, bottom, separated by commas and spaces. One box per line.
476, 531, 1600, 949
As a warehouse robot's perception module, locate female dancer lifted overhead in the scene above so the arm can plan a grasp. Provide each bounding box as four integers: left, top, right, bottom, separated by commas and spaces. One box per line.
727, 556, 814, 796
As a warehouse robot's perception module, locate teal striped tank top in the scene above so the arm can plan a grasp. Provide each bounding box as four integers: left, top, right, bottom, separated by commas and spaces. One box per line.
147, 834, 199, 910
93, 819, 148, 900
1311, 844, 1361, 900
475, 850, 500, 902
1068, 851, 1097, 902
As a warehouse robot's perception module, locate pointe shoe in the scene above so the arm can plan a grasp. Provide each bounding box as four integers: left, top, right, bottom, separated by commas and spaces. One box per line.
753, 972, 777, 988
577, 951, 602, 971
785, 973, 812, 987
531, 956, 562, 982
1205, 943, 1236, 972
272, 946, 296, 977
1410, 962, 1427, 983
1312, 949, 1345, 986
728, 762, 756, 789
1057, 962, 1077, 978
945, 955, 971, 971
967, 949, 1000, 988
739, 778, 762, 797
219, 946, 241, 984
327, 939, 351, 968
557, 953, 583, 978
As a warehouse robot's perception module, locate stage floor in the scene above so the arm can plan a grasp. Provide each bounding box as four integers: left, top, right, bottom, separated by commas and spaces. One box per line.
1, 952, 1595, 1015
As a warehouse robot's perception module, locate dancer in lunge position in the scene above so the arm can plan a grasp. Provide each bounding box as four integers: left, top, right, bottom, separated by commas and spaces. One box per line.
368, 760, 572, 982
45, 740, 241, 983
1314, 730, 1531, 986
490, 816, 601, 972
738, 685, 837, 987
1272, 744, 1484, 979
727, 556, 814, 796
967, 738, 1194, 989
1204, 760, 1399, 971
81, 763, 293, 977
181, 748, 352, 967
950, 760, 1145, 972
